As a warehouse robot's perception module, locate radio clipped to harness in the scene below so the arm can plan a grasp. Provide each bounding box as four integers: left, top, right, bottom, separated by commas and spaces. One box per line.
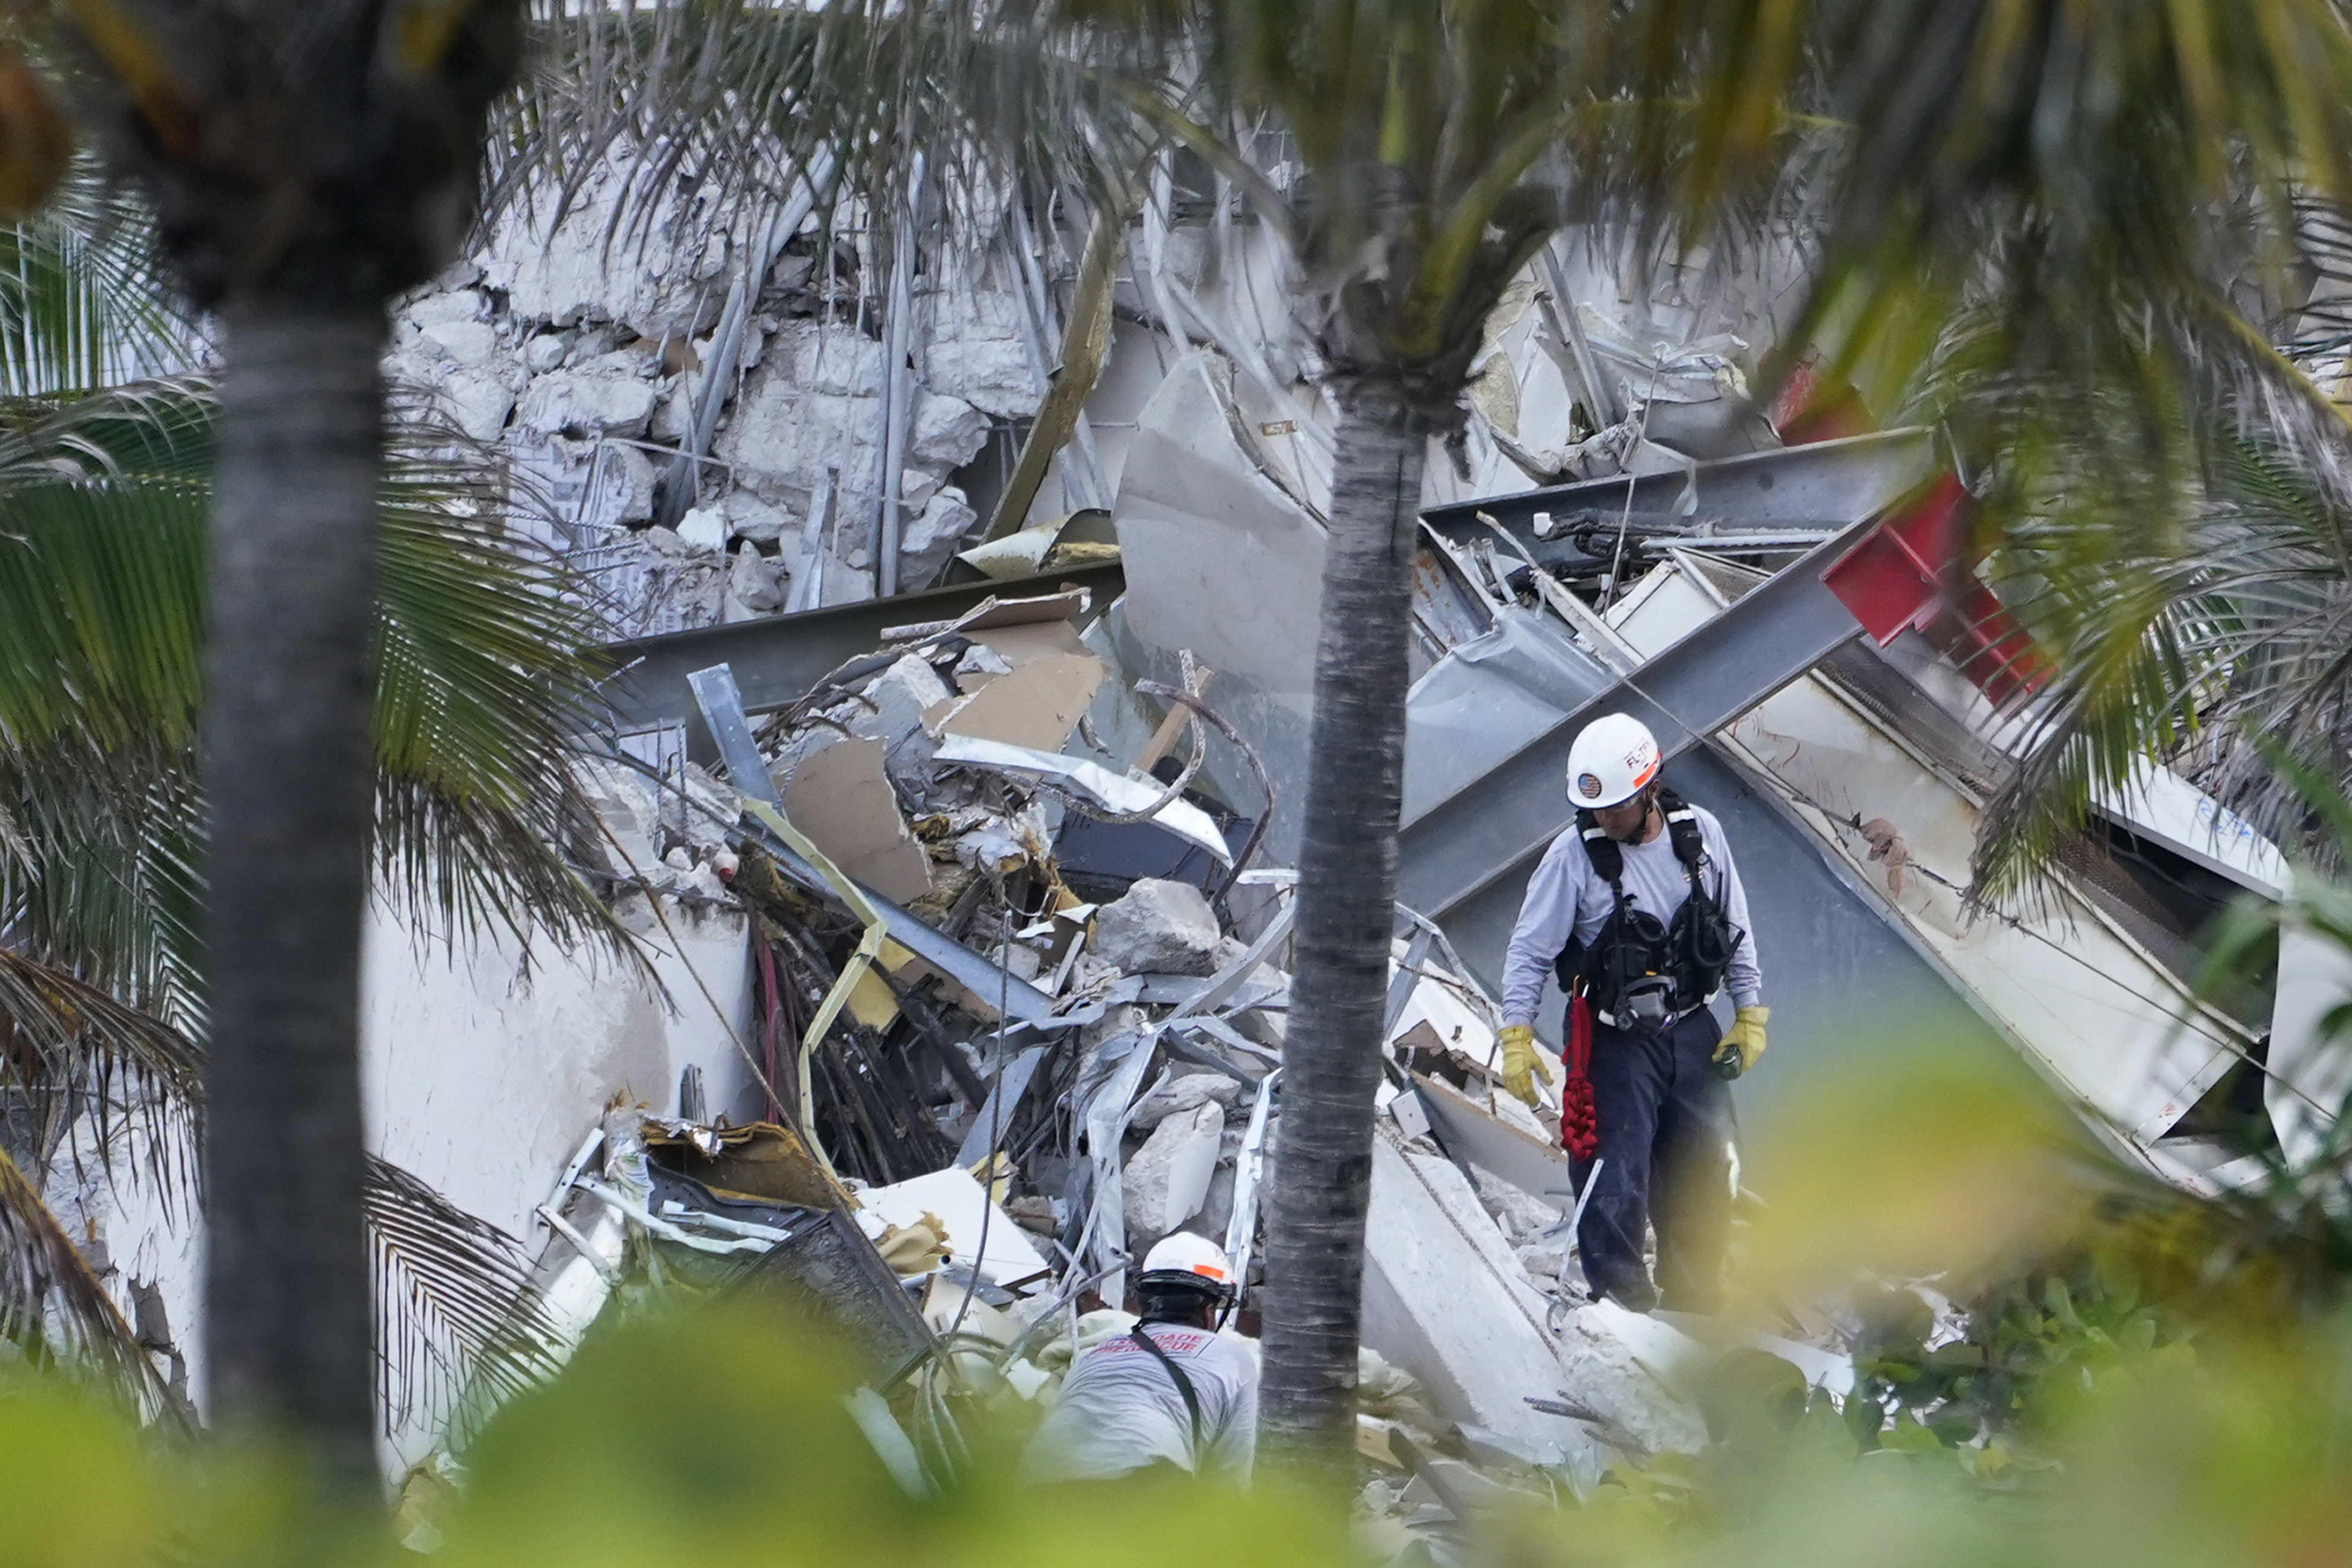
1550, 789, 1737, 1038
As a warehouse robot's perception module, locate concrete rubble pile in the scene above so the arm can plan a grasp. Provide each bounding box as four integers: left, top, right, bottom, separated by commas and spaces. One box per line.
97, 134, 2322, 1544
376, 184, 2245, 1531
378, 580, 1891, 1542
383, 150, 1088, 639
73, 174, 2344, 1552
44, 122, 2352, 1559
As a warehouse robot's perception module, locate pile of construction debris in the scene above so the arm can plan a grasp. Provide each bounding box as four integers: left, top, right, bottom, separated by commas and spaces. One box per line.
413, 583, 1872, 1541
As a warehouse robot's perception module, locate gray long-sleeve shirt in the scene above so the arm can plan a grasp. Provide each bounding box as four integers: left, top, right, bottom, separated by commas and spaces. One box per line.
1500, 801, 1762, 1028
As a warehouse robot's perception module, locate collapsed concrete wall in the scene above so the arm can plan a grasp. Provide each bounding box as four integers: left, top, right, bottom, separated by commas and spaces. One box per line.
387, 142, 1807, 661
74, 764, 759, 1464
390, 154, 1053, 633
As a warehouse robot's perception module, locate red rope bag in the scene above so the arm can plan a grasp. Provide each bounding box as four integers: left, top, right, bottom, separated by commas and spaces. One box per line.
1559, 993, 1598, 1161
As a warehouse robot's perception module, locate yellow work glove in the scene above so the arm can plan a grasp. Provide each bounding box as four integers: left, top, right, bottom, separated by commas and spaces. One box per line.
1498, 1024, 1554, 1107
1713, 1005, 1769, 1079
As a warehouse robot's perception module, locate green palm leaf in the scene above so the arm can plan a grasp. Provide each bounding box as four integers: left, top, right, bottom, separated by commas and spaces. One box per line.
0, 1140, 185, 1428
1979, 430, 2352, 890
0, 398, 639, 1034
0, 160, 194, 401
365, 1153, 572, 1445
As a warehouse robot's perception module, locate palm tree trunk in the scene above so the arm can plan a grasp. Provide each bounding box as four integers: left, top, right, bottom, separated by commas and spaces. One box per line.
200, 296, 384, 1482
1256, 374, 1424, 1480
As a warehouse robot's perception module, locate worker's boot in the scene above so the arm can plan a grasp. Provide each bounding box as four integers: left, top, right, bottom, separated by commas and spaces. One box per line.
1600, 1275, 1659, 1314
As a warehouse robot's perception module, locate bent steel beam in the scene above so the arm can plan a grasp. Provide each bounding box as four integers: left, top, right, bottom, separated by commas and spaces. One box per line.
1420, 427, 1938, 543
597, 560, 1125, 733
1396, 512, 1883, 920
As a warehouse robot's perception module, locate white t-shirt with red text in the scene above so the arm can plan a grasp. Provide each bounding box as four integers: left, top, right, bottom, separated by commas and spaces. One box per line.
1021, 1321, 1259, 1483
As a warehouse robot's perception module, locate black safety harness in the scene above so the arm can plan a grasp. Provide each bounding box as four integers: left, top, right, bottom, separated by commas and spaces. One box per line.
1127, 1324, 1206, 1455
1552, 788, 1739, 1036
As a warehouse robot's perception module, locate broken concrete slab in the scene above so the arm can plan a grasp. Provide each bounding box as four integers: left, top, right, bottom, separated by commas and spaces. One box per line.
1121, 1099, 1224, 1247
1090, 878, 1224, 977
1552, 1301, 1711, 1457
571, 756, 662, 877
676, 506, 729, 554
858, 1165, 1050, 1289
1466, 1165, 1567, 1248
522, 330, 568, 374
417, 316, 501, 365
724, 547, 788, 619
900, 487, 979, 588
515, 365, 658, 440
855, 652, 953, 744
434, 369, 518, 444
779, 319, 887, 397
921, 283, 1040, 419
581, 439, 657, 527
909, 389, 991, 469
1412, 1073, 1570, 1212
722, 490, 794, 547
1128, 1071, 1244, 1133
1360, 1126, 1605, 1460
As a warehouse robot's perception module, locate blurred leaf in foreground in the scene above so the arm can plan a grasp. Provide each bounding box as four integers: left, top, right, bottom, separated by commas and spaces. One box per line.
1735, 1037, 2112, 1308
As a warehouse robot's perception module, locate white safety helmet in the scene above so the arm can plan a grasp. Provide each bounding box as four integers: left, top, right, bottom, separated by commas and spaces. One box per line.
1565, 713, 1662, 809
1138, 1232, 1236, 1302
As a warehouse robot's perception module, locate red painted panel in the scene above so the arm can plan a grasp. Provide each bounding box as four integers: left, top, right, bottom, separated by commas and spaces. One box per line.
1819, 474, 2045, 705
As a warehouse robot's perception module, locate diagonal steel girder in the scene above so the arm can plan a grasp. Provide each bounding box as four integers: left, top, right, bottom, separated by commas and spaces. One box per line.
1395, 511, 1883, 921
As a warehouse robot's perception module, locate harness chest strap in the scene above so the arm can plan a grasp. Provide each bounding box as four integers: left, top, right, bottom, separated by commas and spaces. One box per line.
1560, 791, 1727, 1018
1126, 1325, 1206, 1457
1551, 791, 1740, 1146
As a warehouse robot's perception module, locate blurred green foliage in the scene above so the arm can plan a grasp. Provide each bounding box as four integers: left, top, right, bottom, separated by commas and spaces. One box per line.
8, 1040, 2352, 1567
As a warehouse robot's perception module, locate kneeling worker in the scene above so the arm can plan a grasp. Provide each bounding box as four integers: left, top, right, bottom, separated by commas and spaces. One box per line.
1020, 1234, 1259, 1484
1495, 713, 1767, 1313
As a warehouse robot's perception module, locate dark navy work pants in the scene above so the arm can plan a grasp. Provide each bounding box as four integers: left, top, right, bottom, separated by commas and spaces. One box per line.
1565, 1005, 1735, 1312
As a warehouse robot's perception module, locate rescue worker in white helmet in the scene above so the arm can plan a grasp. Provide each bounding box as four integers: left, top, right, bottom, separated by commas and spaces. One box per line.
1019, 1233, 1259, 1484
1494, 713, 1766, 1313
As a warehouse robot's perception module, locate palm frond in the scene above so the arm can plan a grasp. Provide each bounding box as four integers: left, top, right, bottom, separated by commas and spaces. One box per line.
1975, 428, 2352, 891
0, 470, 206, 763
0, 158, 198, 401
0, 1141, 184, 1427
0, 374, 215, 486
365, 1155, 570, 1445
0, 946, 199, 1181
371, 432, 643, 971
0, 383, 645, 1048
504, 0, 1157, 277
1697, 3, 2352, 896
0, 469, 208, 1028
